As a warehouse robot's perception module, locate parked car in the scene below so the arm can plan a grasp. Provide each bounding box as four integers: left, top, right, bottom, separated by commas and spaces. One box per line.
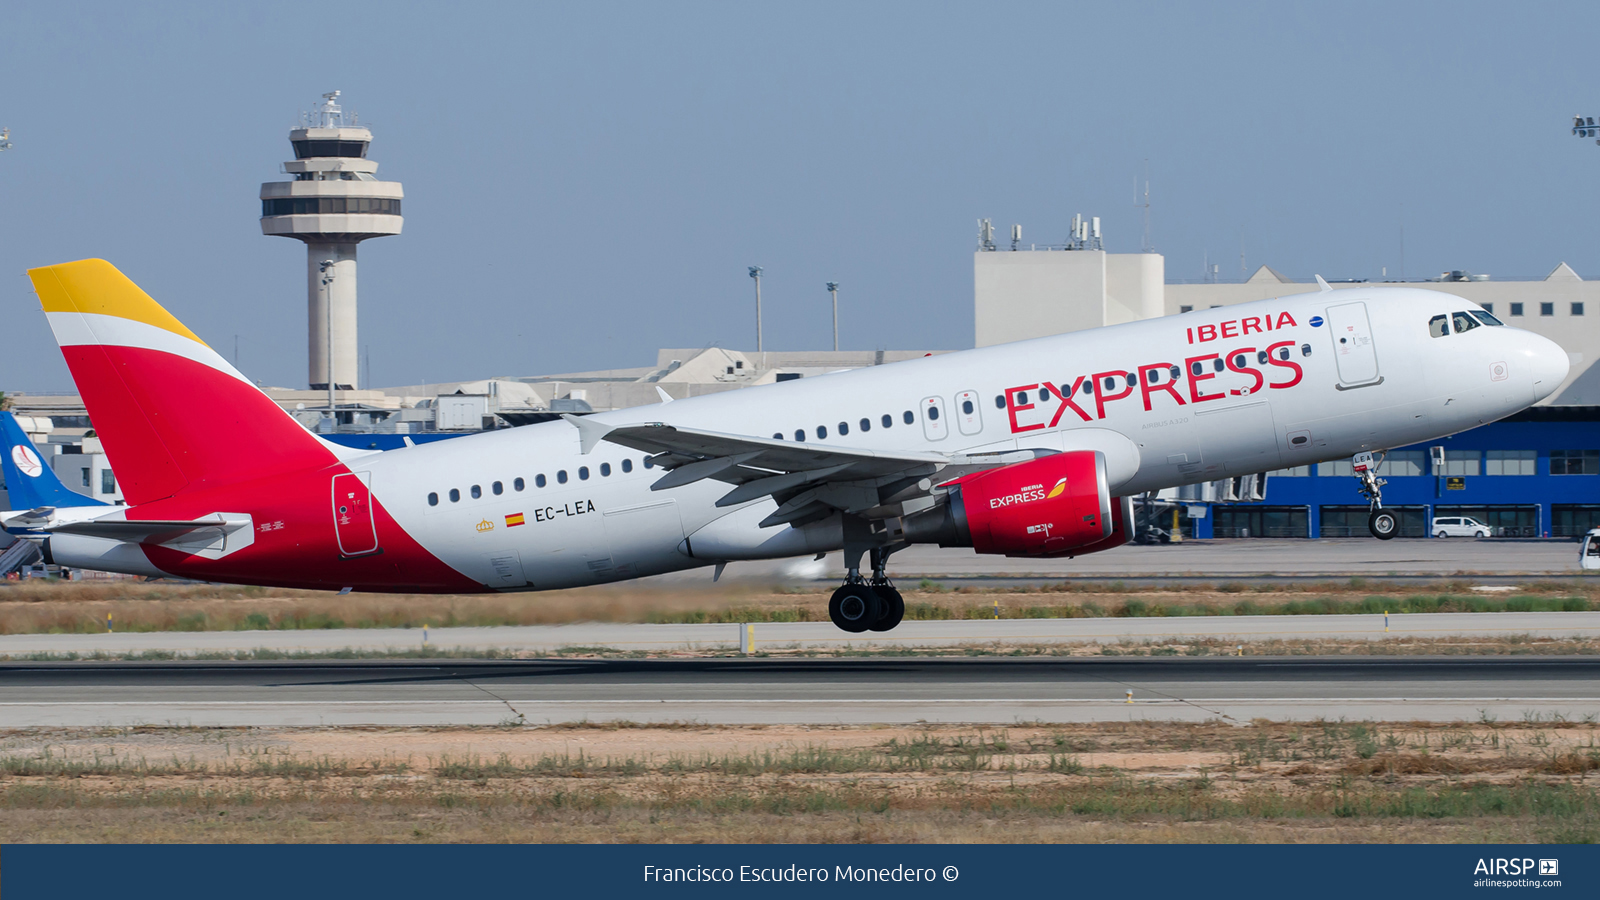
1580, 528, 1600, 570
1431, 516, 1490, 538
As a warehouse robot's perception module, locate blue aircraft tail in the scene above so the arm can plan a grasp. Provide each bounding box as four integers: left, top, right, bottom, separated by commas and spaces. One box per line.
0, 411, 108, 510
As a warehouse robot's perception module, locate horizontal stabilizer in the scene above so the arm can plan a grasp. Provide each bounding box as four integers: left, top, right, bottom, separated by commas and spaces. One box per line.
46, 512, 255, 559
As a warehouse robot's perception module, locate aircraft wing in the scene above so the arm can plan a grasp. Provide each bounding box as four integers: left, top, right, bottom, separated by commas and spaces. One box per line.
564, 416, 1041, 528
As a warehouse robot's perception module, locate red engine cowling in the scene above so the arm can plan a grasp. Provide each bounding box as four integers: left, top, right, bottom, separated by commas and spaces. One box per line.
943, 451, 1133, 558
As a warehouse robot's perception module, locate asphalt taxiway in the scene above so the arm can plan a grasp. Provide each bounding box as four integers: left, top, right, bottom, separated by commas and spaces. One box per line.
3, 656, 1595, 727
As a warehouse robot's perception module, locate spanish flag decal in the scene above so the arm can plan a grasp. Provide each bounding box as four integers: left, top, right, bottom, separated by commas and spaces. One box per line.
506, 513, 526, 527
1046, 477, 1068, 499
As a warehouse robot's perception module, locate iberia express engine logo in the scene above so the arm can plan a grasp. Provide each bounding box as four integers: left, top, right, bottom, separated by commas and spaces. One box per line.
989, 478, 1068, 509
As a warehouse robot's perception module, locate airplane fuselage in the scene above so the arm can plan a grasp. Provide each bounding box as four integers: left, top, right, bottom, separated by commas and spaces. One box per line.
36, 285, 1566, 592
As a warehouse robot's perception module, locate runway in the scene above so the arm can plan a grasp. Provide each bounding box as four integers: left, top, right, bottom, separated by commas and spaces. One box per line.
3, 656, 1596, 727
6, 610, 1598, 657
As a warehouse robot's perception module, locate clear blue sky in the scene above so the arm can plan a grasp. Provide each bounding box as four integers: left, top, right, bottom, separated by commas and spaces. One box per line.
3, 1, 1598, 392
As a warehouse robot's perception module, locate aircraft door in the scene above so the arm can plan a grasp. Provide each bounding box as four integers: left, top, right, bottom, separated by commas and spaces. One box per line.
331, 471, 381, 558
921, 396, 948, 441
1326, 301, 1381, 386
954, 390, 983, 436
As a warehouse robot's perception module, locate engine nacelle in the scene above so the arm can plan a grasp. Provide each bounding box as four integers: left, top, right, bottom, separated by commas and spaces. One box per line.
903, 451, 1133, 558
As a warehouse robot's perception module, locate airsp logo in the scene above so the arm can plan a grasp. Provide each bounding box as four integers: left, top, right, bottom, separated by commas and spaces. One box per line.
11, 445, 43, 478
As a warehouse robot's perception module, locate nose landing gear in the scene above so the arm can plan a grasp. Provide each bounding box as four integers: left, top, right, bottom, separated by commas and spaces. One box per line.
1352, 450, 1397, 540
828, 545, 906, 632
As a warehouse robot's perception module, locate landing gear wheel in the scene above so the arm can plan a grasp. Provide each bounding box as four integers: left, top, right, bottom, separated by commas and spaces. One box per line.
1368, 509, 1399, 541
829, 583, 883, 633
869, 585, 904, 632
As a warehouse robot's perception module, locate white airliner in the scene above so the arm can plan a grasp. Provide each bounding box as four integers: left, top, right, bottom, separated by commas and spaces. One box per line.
7, 260, 1568, 631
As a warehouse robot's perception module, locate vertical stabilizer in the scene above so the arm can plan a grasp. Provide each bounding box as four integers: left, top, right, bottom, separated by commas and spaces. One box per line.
0, 411, 108, 510
27, 259, 341, 505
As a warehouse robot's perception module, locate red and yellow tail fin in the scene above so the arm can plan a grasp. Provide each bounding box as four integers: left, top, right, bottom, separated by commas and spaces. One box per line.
28, 259, 339, 505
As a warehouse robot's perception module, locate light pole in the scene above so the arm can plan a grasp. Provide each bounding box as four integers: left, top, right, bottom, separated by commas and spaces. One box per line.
320, 259, 336, 428
826, 282, 839, 352
748, 266, 764, 353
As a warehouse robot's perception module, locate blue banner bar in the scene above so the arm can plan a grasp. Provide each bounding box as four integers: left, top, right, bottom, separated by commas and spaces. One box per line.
3, 845, 1596, 898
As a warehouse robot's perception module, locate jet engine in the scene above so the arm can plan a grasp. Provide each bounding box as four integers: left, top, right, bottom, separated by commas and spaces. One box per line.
901, 451, 1133, 558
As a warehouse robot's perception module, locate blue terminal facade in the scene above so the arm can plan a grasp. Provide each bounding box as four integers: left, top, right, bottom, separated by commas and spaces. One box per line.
1194, 406, 1600, 539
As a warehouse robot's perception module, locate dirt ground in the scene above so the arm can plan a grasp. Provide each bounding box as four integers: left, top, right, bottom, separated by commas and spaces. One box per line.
3, 720, 1596, 843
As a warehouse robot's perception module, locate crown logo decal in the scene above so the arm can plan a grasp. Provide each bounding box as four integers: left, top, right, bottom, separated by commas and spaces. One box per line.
475, 519, 495, 533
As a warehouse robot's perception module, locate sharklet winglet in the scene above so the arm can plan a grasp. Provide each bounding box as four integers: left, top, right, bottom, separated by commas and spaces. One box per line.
561, 414, 616, 454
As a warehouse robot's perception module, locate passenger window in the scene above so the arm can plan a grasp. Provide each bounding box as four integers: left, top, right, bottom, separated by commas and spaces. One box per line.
644, 457, 655, 469
600, 462, 611, 476
471, 485, 482, 499
1301, 343, 1312, 356
449, 488, 460, 502
621, 459, 633, 473
838, 421, 849, 435
428, 492, 438, 506
1232, 354, 1245, 367
1212, 358, 1224, 372
1278, 348, 1290, 361
1126, 371, 1137, 384
1452, 312, 1480, 333
514, 477, 525, 491
1081, 380, 1093, 395
1191, 361, 1203, 376
903, 410, 914, 424
1017, 391, 1029, 405
1103, 376, 1115, 390
860, 418, 871, 432
994, 395, 1005, 409
817, 425, 828, 439
536, 474, 547, 488
1169, 365, 1181, 380
962, 399, 974, 414
882, 414, 893, 428
492, 481, 503, 495
795, 429, 806, 442
773, 433, 783, 439
1257, 350, 1269, 364
1471, 311, 1504, 327
1429, 315, 1448, 338
1039, 385, 1051, 401
557, 470, 568, 484
927, 406, 939, 420
579, 466, 590, 480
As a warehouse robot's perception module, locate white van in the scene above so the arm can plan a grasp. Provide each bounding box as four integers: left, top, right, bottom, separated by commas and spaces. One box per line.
1431, 516, 1490, 538
1581, 528, 1600, 570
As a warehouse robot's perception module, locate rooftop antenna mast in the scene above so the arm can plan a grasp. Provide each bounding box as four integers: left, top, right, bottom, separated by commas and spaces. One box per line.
1134, 160, 1152, 252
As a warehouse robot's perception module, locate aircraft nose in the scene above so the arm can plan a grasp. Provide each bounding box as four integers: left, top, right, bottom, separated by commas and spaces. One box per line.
1525, 332, 1570, 402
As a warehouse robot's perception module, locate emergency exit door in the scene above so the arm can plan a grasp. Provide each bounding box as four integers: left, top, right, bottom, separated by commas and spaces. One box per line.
332, 471, 381, 558
1326, 301, 1381, 386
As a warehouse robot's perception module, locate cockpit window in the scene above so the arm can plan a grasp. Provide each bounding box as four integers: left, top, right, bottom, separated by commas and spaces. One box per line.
1452, 311, 1481, 334
1471, 310, 1504, 327
1428, 314, 1449, 338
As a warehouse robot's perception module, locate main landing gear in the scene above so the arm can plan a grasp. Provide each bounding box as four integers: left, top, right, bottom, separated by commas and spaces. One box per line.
1352, 450, 1397, 540
829, 546, 906, 633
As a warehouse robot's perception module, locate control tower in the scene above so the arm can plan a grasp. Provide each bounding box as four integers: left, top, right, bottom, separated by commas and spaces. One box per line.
260, 91, 403, 390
